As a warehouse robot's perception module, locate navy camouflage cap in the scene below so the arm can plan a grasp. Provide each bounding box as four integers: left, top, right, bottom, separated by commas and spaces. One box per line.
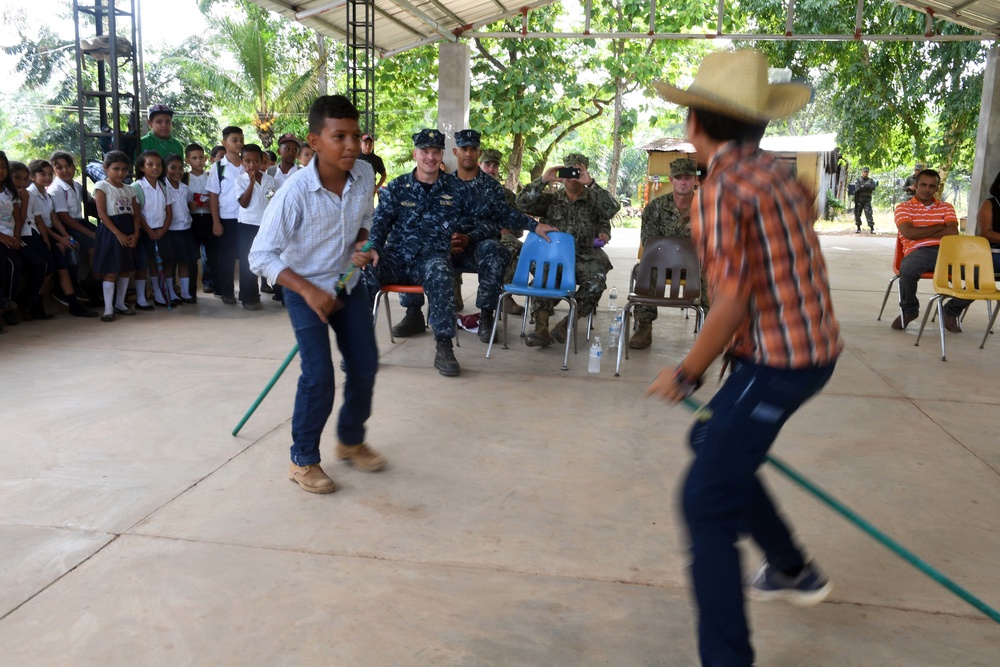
412, 128, 445, 149
454, 129, 481, 147
670, 157, 697, 177
563, 152, 590, 168
480, 149, 502, 164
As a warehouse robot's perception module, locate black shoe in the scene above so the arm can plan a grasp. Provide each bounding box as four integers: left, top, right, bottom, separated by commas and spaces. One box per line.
478, 310, 496, 344
260, 283, 274, 294
434, 337, 460, 377
51, 291, 70, 307
114, 306, 137, 316
30, 304, 55, 320
855, 227, 861, 233
391, 307, 426, 338
181, 296, 197, 304
203, 284, 215, 294
69, 305, 99, 318
221, 295, 237, 305
135, 303, 156, 311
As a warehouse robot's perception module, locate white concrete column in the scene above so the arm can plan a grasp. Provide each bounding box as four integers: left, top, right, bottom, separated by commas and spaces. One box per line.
437, 42, 470, 173
968, 46, 1000, 233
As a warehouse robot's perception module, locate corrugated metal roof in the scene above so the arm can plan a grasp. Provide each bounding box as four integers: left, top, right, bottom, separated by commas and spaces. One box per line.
251, 0, 558, 58
248, 0, 998, 59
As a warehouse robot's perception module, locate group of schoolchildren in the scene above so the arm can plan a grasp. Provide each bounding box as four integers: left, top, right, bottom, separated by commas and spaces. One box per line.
0, 104, 318, 331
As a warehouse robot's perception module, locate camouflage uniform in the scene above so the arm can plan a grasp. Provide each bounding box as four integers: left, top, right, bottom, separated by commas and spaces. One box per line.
636, 157, 708, 319
398, 167, 532, 313
902, 163, 924, 200
515, 154, 620, 318
853, 172, 876, 231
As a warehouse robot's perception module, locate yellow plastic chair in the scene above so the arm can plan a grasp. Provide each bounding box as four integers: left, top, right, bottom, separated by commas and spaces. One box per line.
914, 236, 1000, 361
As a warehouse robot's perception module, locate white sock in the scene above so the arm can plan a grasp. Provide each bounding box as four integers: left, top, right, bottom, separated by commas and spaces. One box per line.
102, 281, 115, 316
151, 279, 165, 304
134, 280, 149, 306
115, 277, 129, 310
167, 281, 179, 300
180, 277, 191, 299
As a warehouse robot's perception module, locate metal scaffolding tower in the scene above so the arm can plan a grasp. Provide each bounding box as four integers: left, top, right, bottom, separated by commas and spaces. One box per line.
346, 0, 375, 134
72, 0, 144, 188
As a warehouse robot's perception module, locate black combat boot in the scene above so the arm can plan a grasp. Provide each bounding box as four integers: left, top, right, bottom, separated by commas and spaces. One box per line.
391, 306, 426, 338
478, 309, 496, 343
434, 337, 461, 376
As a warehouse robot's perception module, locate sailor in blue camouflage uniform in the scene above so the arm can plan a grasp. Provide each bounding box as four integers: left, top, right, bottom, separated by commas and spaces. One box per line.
515, 152, 620, 347
365, 129, 539, 376
480, 148, 526, 316
393, 129, 533, 344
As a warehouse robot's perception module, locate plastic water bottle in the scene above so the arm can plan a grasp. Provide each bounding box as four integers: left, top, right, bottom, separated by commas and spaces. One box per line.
608, 287, 618, 312
609, 309, 622, 350
588, 336, 602, 373
67, 237, 79, 266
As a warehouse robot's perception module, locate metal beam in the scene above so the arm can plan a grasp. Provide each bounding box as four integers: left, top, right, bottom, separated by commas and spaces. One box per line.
384, 0, 458, 42
469, 30, 995, 42
294, 0, 346, 20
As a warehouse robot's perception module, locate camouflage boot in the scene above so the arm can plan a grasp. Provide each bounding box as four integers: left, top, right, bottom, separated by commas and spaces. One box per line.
391, 306, 425, 338
629, 321, 653, 349
551, 315, 571, 344
525, 310, 554, 347
503, 297, 525, 316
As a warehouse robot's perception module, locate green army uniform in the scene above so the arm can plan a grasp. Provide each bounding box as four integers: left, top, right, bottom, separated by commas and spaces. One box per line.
902, 163, 924, 200
853, 170, 876, 232
635, 157, 708, 328
515, 153, 620, 328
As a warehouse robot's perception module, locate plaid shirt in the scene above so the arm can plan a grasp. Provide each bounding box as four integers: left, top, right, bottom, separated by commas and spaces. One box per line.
693, 141, 841, 368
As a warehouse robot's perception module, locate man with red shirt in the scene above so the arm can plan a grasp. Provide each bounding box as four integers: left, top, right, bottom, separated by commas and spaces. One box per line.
892, 169, 959, 331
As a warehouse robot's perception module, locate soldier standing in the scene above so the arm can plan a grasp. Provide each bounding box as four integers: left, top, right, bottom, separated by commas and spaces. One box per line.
631, 156, 706, 349
902, 162, 924, 200
853, 167, 876, 233
515, 152, 620, 346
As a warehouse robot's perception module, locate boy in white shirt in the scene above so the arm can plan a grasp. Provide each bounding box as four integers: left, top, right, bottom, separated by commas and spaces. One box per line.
235, 144, 276, 310
268, 133, 301, 189
185, 143, 215, 297
48, 151, 100, 296
206, 126, 245, 305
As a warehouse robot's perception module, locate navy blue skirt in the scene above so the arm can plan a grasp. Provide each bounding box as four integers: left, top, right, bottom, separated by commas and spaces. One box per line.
93, 214, 136, 275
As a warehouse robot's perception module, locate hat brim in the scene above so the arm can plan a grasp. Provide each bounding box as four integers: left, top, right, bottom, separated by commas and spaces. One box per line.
652, 80, 811, 122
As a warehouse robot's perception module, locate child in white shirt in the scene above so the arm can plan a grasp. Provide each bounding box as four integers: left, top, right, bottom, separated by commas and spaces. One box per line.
235, 144, 275, 310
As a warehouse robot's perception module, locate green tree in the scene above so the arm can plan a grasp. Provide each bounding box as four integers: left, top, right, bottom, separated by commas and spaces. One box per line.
171, 1, 330, 147
731, 0, 988, 183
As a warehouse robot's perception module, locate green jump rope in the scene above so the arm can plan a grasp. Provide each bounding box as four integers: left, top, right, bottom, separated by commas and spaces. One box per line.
680, 395, 1000, 624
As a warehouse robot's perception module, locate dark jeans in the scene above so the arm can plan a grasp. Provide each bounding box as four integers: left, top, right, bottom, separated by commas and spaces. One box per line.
238, 223, 260, 305
284, 287, 378, 466
213, 217, 238, 298
682, 359, 836, 667
898, 245, 939, 317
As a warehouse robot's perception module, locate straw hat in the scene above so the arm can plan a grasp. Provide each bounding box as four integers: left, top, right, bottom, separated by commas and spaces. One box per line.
652, 50, 811, 123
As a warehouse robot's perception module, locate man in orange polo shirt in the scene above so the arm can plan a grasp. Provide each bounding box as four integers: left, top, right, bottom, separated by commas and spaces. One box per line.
892, 169, 958, 330
647, 50, 842, 667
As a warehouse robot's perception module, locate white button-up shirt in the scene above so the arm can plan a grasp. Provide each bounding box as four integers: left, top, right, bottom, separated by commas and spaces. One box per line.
250, 160, 374, 295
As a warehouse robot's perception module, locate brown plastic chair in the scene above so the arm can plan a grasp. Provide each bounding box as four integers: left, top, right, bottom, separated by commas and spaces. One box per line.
616, 236, 704, 376
372, 284, 460, 346
877, 234, 934, 326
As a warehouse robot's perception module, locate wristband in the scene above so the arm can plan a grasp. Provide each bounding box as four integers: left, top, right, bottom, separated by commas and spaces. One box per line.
672, 367, 703, 397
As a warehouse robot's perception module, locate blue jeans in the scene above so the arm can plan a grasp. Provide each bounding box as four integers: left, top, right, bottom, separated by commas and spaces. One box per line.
284, 287, 378, 466
682, 359, 836, 667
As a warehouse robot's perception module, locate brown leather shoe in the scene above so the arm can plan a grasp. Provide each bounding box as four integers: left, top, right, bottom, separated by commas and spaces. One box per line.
891, 313, 918, 330
943, 315, 963, 333
288, 463, 336, 494
336, 442, 387, 471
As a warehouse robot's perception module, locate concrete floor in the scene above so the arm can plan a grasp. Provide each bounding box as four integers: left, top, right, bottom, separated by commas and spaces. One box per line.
1, 230, 999, 666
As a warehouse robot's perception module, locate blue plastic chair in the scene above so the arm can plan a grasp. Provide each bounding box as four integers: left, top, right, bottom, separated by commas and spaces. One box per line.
486, 231, 578, 370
